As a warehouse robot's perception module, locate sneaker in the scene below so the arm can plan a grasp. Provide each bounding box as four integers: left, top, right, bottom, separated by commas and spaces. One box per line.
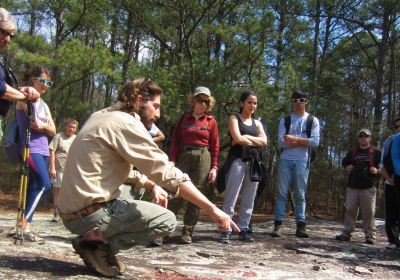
335, 234, 351, 241
71, 237, 119, 277
365, 236, 375, 245
24, 231, 45, 244
386, 243, 399, 250
219, 231, 230, 244
239, 228, 254, 242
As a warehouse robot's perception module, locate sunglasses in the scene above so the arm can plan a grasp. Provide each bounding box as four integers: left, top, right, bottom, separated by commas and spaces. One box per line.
292, 98, 307, 103
34, 77, 53, 87
358, 134, 370, 138
0, 27, 14, 38
393, 125, 400, 130
195, 98, 210, 105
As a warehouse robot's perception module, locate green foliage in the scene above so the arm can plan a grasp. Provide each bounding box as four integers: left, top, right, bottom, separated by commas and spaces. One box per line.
1, 1, 399, 216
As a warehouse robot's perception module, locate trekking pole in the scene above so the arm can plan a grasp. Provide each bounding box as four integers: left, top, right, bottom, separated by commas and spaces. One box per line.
14, 101, 33, 244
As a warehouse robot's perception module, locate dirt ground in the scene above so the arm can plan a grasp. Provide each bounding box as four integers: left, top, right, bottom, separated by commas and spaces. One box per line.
0, 198, 400, 280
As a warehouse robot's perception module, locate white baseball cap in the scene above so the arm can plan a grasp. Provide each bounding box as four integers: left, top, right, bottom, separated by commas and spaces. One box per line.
193, 86, 211, 97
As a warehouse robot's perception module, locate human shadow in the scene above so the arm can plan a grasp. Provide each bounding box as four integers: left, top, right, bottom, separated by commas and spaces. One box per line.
0, 255, 107, 278
282, 239, 400, 271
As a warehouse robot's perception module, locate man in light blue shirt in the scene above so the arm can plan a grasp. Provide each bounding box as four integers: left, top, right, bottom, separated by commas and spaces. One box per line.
272, 90, 320, 238
378, 118, 400, 249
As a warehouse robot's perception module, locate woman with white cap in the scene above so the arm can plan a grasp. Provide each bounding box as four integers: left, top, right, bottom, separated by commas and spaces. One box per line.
168, 86, 220, 244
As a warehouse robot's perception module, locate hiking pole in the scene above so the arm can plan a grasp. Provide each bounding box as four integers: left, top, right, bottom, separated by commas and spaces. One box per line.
14, 101, 33, 244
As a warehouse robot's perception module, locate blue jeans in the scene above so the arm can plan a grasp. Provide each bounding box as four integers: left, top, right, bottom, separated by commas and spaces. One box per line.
275, 159, 309, 224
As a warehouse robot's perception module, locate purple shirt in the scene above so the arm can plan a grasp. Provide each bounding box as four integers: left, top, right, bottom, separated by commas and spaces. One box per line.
16, 100, 50, 156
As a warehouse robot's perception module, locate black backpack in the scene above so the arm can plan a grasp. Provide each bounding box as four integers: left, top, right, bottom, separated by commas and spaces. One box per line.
284, 114, 316, 163
383, 139, 394, 176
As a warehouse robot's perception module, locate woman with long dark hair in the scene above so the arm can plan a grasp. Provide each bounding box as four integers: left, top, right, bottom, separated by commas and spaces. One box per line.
16, 66, 56, 241
219, 90, 267, 244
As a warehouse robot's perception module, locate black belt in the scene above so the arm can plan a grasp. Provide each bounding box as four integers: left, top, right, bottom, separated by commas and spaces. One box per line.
183, 145, 208, 151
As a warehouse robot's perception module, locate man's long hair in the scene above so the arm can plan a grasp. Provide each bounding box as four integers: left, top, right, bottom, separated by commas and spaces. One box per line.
117, 77, 162, 114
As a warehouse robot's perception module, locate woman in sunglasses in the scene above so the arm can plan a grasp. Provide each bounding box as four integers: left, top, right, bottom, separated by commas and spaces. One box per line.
218, 91, 267, 244
168, 86, 219, 244
15, 66, 56, 242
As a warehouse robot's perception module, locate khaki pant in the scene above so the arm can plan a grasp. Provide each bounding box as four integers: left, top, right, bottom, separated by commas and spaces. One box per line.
62, 197, 176, 254
342, 187, 376, 238
168, 149, 211, 227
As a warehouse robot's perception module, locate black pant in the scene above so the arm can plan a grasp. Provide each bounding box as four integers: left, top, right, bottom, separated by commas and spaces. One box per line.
385, 178, 400, 246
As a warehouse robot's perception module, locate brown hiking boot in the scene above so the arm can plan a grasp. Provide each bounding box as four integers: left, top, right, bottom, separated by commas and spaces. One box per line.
108, 253, 126, 274
271, 222, 282, 237
180, 226, 194, 244
295, 223, 309, 238
71, 237, 119, 277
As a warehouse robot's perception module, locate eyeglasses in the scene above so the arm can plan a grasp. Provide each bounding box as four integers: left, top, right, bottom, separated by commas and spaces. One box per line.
195, 98, 210, 105
0, 27, 14, 38
358, 134, 370, 138
34, 77, 53, 87
292, 98, 307, 103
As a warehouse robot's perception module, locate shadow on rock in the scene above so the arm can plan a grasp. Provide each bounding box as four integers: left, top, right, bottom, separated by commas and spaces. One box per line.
0, 255, 97, 277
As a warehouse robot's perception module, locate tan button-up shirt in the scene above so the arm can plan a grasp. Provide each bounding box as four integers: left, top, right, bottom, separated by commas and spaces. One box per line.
59, 103, 189, 214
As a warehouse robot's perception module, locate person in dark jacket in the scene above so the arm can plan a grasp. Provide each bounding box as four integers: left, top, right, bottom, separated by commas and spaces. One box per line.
336, 128, 381, 244
0, 7, 39, 139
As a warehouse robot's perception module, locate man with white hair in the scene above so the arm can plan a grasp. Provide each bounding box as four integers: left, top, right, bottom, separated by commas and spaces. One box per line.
0, 7, 40, 139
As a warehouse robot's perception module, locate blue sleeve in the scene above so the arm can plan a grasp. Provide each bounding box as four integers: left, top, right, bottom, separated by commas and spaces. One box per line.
391, 135, 400, 176
278, 117, 288, 148
380, 136, 392, 168
0, 65, 7, 97
308, 117, 320, 147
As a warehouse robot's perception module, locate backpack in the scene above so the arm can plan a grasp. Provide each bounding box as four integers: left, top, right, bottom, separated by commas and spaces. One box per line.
284, 114, 316, 162
351, 146, 376, 169
4, 103, 34, 164
4, 116, 20, 164
383, 140, 394, 176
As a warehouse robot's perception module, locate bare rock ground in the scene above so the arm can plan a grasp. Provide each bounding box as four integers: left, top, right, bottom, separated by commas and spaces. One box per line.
0, 212, 400, 280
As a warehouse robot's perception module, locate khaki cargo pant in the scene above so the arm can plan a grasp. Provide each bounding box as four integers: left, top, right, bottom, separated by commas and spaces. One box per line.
342, 187, 376, 238
62, 197, 176, 254
168, 149, 211, 227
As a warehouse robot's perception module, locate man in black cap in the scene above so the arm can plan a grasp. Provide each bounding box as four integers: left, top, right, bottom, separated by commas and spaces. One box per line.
335, 128, 381, 244
272, 90, 320, 238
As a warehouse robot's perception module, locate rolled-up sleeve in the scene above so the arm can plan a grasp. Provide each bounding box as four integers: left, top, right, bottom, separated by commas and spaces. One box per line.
115, 120, 190, 193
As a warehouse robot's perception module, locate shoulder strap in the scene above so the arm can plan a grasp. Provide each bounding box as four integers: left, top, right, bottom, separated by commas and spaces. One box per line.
306, 115, 314, 138
351, 147, 357, 165
284, 116, 291, 134
367, 146, 376, 169
0, 61, 19, 88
